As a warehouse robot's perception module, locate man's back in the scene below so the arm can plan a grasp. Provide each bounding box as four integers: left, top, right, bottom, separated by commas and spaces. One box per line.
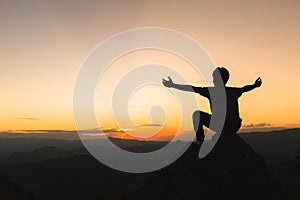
192, 86, 243, 122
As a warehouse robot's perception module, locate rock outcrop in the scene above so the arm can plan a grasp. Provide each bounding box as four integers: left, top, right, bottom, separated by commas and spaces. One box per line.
0, 171, 34, 200
123, 132, 279, 200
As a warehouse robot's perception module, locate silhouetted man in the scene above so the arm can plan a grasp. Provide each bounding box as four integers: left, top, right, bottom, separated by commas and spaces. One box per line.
162, 67, 262, 145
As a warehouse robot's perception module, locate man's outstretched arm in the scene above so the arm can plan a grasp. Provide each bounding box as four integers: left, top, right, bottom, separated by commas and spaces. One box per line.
162, 76, 195, 92
241, 77, 262, 93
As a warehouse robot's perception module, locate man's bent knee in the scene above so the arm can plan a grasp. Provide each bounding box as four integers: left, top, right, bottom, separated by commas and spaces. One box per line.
193, 110, 201, 120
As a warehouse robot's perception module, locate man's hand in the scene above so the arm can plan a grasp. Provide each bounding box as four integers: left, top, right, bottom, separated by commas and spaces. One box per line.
162, 76, 174, 88
254, 77, 262, 87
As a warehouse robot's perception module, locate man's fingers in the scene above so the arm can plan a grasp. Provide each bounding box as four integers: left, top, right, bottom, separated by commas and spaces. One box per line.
256, 77, 262, 84
255, 77, 262, 87
162, 77, 173, 85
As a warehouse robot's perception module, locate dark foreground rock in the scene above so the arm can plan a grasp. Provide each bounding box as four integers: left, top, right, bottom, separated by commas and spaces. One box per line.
123, 133, 283, 200
0, 171, 34, 200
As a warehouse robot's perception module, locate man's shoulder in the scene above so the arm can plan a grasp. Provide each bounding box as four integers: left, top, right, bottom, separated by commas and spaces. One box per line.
225, 86, 241, 89
207, 86, 242, 90
192, 86, 209, 91
225, 87, 243, 97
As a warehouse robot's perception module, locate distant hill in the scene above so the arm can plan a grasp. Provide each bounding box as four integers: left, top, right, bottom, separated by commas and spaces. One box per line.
1, 133, 291, 200
0, 128, 299, 163
0, 146, 88, 167
0, 138, 83, 157
239, 128, 300, 162
0, 129, 299, 199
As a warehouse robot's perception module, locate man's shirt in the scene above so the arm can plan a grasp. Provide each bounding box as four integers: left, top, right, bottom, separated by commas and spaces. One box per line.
192, 86, 244, 121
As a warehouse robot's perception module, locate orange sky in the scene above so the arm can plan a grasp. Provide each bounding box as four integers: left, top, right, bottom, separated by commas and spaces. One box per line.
1, 0, 300, 140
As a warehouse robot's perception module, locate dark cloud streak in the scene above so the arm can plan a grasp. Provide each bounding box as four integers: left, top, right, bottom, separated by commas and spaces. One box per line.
243, 123, 271, 128
15, 118, 40, 120
135, 123, 164, 127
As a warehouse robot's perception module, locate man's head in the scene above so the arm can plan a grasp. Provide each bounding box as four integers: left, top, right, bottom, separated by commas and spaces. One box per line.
212, 67, 230, 86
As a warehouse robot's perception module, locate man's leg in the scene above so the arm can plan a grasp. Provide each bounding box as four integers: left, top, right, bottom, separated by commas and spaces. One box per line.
223, 118, 242, 133
192, 111, 211, 143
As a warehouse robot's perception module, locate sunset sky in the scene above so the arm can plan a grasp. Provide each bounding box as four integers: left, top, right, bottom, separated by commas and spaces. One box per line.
1, 0, 300, 140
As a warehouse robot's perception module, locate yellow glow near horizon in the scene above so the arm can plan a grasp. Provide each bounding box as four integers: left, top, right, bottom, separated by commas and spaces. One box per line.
94, 49, 202, 139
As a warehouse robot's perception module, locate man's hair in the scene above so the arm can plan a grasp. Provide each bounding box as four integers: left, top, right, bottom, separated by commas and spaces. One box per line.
213, 67, 230, 84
